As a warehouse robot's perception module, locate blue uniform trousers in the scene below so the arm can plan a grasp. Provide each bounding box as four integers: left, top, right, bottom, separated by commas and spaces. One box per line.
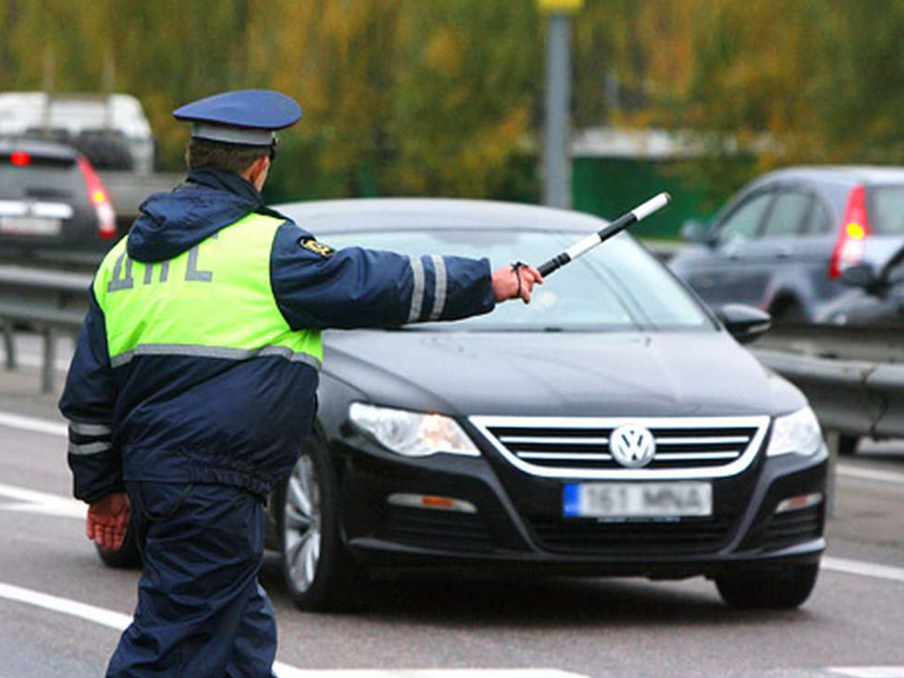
106, 482, 277, 678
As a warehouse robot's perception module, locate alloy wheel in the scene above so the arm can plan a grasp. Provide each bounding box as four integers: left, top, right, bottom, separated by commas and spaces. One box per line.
283, 454, 322, 593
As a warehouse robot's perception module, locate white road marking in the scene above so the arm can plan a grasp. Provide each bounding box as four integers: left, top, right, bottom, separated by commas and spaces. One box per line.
0, 581, 132, 630
0, 580, 589, 678
277, 673, 587, 678
0, 350, 72, 373
0, 482, 86, 518
0, 411, 67, 437
837, 464, 904, 486
828, 668, 904, 678
821, 557, 904, 584
0, 336, 73, 373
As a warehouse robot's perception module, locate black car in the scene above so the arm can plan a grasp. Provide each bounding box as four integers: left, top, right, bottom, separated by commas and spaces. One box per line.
0, 138, 117, 262
99, 199, 829, 611
671, 166, 904, 322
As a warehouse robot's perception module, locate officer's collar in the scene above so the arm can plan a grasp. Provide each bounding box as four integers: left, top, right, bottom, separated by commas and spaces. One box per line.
186, 167, 265, 208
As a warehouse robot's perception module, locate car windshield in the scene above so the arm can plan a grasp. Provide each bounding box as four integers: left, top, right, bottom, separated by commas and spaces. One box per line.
321, 229, 715, 332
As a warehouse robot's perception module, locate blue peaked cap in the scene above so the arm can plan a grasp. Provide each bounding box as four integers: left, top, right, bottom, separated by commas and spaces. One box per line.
172, 89, 301, 146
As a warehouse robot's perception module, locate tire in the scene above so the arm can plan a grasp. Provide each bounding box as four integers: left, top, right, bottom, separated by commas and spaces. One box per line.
771, 299, 806, 324
838, 435, 859, 456
94, 520, 142, 568
715, 563, 819, 609
277, 436, 363, 612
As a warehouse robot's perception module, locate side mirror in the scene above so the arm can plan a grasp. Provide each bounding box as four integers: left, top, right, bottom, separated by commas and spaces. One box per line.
840, 263, 880, 290
716, 304, 772, 345
681, 219, 712, 245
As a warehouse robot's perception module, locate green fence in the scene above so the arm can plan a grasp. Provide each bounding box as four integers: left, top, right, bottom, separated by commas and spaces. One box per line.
572, 155, 755, 239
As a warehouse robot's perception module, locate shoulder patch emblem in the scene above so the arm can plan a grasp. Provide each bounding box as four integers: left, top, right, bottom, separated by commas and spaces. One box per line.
299, 237, 335, 258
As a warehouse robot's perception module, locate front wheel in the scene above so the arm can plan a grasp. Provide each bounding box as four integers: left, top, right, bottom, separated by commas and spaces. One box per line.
277, 437, 363, 612
715, 563, 819, 609
838, 435, 859, 456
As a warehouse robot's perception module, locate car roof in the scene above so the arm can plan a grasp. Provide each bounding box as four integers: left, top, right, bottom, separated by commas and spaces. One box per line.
274, 198, 609, 234
0, 136, 80, 161
756, 165, 904, 186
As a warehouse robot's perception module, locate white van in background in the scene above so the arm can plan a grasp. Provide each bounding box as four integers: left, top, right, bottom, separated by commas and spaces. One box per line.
0, 92, 155, 174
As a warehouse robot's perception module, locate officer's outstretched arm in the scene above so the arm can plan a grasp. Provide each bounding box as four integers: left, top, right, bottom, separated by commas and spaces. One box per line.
271, 222, 497, 330
58, 290, 124, 504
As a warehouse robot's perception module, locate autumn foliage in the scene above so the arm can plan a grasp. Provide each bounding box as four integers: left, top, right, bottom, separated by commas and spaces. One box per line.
2, 0, 903, 200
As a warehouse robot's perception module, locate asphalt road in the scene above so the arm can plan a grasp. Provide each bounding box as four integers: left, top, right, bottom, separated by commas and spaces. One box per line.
1, 337, 903, 678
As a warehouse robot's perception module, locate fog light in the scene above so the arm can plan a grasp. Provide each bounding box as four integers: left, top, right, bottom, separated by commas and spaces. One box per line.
387, 493, 477, 514
776, 492, 823, 514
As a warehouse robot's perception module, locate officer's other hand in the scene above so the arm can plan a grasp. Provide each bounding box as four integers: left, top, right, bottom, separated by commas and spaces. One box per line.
87, 492, 131, 551
492, 264, 544, 304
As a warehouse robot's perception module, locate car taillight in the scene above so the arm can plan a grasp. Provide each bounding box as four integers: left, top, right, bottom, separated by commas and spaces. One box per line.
829, 184, 869, 279
10, 151, 31, 166
77, 156, 117, 240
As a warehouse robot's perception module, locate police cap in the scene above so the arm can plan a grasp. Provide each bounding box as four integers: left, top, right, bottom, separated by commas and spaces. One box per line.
172, 89, 302, 146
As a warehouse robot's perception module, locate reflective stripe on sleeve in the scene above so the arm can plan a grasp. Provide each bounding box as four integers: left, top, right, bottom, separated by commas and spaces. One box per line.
68, 441, 113, 456
68, 422, 112, 437
407, 256, 426, 323
110, 344, 322, 370
428, 255, 448, 321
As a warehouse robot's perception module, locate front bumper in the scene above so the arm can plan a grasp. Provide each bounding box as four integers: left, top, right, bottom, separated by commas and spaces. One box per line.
331, 432, 828, 579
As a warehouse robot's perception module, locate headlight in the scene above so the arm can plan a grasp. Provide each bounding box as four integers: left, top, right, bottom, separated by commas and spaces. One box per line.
348, 403, 480, 458
766, 407, 823, 457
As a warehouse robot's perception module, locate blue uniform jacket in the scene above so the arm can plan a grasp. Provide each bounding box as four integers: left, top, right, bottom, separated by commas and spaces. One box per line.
59, 168, 496, 502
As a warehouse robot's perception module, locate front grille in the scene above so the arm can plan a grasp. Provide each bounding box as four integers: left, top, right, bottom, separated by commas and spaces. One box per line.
528, 515, 733, 556
378, 506, 493, 553
470, 415, 769, 479
761, 506, 823, 551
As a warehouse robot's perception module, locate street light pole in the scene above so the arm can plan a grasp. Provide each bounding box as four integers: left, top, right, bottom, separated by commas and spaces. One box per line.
543, 13, 571, 209
539, 0, 582, 209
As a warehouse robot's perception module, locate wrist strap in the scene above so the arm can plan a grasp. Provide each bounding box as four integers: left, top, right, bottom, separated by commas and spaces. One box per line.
510, 261, 525, 300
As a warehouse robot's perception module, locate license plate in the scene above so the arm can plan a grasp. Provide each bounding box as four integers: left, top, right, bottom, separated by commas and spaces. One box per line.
0, 216, 62, 236
563, 482, 712, 518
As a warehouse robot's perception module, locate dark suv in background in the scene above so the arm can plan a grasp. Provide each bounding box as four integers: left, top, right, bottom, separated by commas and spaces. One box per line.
670, 166, 904, 322
0, 138, 117, 263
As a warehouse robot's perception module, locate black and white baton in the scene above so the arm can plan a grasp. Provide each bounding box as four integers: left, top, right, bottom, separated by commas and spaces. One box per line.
536, 192, 672, 277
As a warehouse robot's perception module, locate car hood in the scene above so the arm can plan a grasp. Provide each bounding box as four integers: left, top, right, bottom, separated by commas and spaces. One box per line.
322, 329, 804, 418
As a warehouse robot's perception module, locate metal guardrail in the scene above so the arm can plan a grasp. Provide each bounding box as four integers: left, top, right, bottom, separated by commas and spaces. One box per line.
752, 323, 904, 440
0, 265, 91, 392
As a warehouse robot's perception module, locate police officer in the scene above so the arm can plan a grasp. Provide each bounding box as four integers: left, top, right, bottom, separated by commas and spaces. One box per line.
59, 89, 542, 678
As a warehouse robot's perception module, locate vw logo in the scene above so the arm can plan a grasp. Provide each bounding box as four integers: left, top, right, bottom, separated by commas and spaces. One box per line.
609, 425, 657, 468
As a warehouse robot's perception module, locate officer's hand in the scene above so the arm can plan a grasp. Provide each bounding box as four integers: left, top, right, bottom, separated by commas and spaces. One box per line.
86, 492, 131, 551
492, 264, 544, 304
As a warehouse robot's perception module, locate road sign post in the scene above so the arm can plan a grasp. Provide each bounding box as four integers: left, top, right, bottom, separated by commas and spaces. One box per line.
538, 0, 583, 209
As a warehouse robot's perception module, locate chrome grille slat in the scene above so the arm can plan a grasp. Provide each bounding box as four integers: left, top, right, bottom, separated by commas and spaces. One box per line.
470, 415, 770, 480
500, 436, 610, 445
516, 452, 614, 461
655, 436, 750, 445
654, 452, 740, 461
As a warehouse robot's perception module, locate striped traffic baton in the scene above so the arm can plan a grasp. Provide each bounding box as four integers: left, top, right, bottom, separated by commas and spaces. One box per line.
536, 192, 672, 277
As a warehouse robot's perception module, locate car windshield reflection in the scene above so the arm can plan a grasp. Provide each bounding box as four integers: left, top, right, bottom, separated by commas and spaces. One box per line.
322, 229, 715, 332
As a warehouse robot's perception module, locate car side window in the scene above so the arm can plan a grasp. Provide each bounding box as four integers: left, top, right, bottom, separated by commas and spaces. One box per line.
887, 257, 904, 285
716, 192, 772, 245
762, 191, 812, 238
802, 200, 833, 235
